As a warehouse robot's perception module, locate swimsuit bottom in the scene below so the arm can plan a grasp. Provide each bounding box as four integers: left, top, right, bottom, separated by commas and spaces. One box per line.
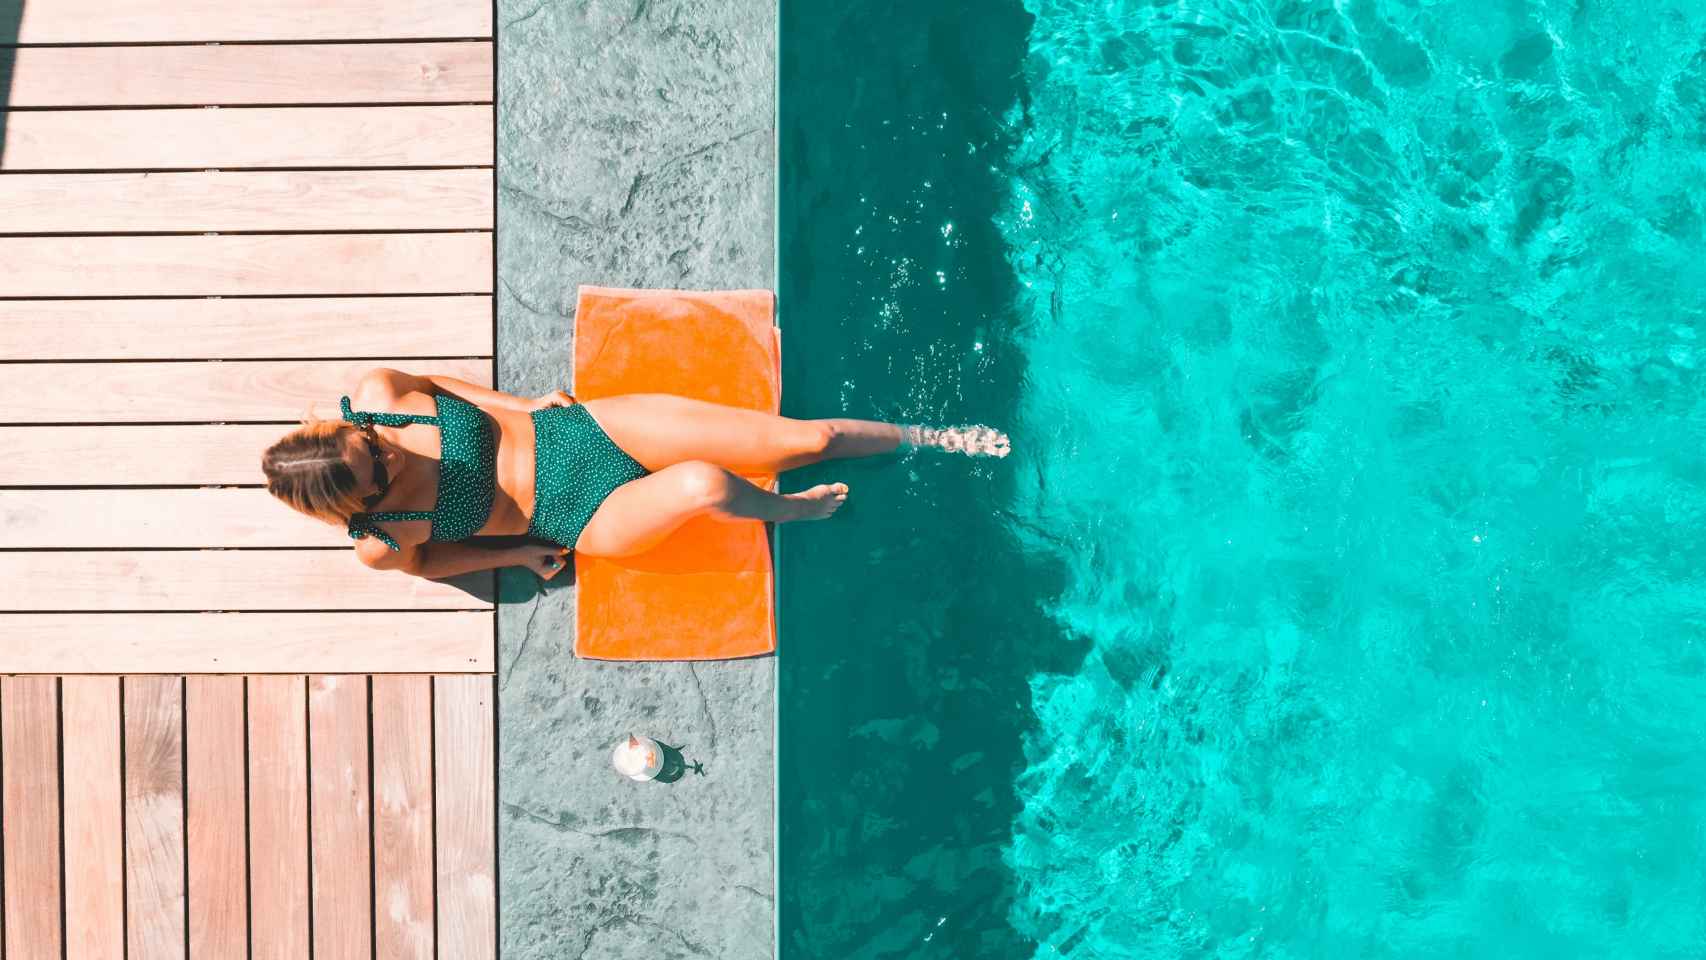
527, 403, 650, 549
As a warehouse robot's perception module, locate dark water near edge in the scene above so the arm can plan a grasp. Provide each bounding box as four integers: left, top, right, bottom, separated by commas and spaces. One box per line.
783, 0, 1706, 956
777, 2, 1065, 957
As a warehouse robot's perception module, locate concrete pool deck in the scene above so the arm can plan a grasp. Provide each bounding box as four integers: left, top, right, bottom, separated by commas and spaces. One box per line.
494, 1, 776, 956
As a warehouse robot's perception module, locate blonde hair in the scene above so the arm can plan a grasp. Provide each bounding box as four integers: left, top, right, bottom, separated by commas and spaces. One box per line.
261, 409, 368, 527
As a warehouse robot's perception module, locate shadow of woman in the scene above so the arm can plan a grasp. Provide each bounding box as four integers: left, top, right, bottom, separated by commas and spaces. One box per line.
0, 1, 22, 159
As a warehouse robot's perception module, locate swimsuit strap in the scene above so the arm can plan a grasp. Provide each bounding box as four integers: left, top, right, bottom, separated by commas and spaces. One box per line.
347, 513, 401, 551
346, 510, 434, 551
340, 395, 440, 550
340, 395, 440, 428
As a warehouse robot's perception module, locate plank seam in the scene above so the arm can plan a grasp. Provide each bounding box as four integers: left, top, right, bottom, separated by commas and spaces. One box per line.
0, 292, 494, 302
4, 103, 493, 112
118, 679, 127, 960
487, 673, 499, 960
366, 677, 378, 960
0, 356, 493, 367
0, 230, 495, 239
303, 678, 315, 960
242, 679, 254, 960
56, 678, 66, 960
0, 166, 492, 176
429, 677, 440, 960
3, 39, 495, 50
0, 290, 491, 300
179, 677, 189, 960
1, 679, 6, 960
0, 607, 498, 617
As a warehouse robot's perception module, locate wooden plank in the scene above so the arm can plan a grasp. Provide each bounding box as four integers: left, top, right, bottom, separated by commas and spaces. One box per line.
308, 675, 372, 960
125, 675, 187, 960
1, 489, 351, 548
2, 676, 63, 960
0, 551, 493, 611
1, 490, 513, 551
4, 42, 493, 107
372, 676, 435, 960
0, 613, 495, 673
0, 170, 493, 233
0, 233, 492, 297
247, 675, 310, 960
2, 357, 493, 424
0, 296, 492, 363
186, 676, 248, 957
2, 425, 294, 484
0, 106, 492, 171
61, 676, 125, 960
434, 675, 495, 959
13, 0, 491, 43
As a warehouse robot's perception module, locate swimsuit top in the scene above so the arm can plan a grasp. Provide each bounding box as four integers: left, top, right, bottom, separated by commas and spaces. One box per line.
340, 393, 496, 551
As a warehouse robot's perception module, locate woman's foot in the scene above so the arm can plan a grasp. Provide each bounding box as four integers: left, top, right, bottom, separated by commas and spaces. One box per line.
901, 424, 1012, 458
783, 482, 849, 520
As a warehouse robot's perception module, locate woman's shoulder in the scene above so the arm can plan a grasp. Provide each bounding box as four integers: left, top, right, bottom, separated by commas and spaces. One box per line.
353, 366, 414, 399
354, 526, 426, 570
351, 367, 434, 413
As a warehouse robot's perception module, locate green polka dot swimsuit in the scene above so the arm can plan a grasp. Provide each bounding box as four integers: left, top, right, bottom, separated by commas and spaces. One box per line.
341, 394, 648, 551
525, 404, 650, 548
341, 393, 496, 551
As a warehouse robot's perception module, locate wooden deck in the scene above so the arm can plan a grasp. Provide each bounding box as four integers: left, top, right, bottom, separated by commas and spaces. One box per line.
0, 0, 499, 954
2, 673, 494, 958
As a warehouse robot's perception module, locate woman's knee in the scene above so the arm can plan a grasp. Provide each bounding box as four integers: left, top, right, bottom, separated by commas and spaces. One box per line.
670, 460, 734, 508
797, 421, 837, 459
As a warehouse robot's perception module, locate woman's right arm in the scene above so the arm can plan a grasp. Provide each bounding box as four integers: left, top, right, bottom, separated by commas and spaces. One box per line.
372, 541, 568, 581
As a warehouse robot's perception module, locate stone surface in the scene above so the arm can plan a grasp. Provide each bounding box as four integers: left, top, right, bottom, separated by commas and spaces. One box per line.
495, 1, 776, 957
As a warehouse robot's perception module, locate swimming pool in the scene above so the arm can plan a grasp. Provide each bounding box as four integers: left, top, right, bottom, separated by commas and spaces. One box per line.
781, 1, 1706, 956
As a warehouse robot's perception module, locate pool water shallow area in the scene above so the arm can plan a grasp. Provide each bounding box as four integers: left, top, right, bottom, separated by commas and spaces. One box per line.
783, 0, 1706, 957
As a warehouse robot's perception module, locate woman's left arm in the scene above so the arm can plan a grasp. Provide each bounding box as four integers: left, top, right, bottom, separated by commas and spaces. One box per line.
362, 367, 553, 413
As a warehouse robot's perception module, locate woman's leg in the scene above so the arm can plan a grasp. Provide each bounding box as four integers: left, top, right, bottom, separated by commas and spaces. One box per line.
574, 461, 849, 558
577, 394, 903, 474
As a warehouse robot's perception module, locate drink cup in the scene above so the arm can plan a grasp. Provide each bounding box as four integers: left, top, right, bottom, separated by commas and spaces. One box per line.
611, 734, 663, 781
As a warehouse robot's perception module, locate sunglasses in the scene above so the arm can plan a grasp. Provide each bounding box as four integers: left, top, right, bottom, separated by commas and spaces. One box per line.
359, 427, 391, 509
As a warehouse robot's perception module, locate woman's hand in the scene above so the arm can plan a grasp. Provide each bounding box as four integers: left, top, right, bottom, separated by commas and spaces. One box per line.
519, 545, 571, 580
530, 389, 576, 411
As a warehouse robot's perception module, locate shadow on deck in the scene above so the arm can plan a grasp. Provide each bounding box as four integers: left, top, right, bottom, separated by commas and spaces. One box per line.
0, 2, 21, 157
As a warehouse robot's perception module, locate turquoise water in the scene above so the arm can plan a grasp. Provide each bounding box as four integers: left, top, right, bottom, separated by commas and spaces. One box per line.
782, 1, 1706, 956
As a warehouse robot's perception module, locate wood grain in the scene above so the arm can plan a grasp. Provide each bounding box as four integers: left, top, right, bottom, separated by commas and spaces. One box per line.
0, 612, 495, 673
124, 675, 187, 960
0, 106, 492, 171
0, 551, 493, 611
12, 0, 492, 43
0, 489, 516, 548
434, 675, 496, 959
0, 170, 493, 233
1, 488, 352, 548
3, 425, 291, 484
61, 676, 126, 960
0, 233, 492, 297
247, 675, 310, 960
2, 357, 493, 424
4, 42, 493, 107
308, 675, 373, 960
186, 676, 248, 957
2, 676, 63, 959
0, 297, 493, 363
372, 676, 436, 960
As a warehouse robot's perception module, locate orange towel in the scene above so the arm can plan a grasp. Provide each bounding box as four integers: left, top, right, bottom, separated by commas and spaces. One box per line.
572, 284, 780, 660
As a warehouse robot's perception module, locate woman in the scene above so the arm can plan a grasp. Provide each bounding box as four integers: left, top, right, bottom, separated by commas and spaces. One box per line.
262, 367, 1008, 582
